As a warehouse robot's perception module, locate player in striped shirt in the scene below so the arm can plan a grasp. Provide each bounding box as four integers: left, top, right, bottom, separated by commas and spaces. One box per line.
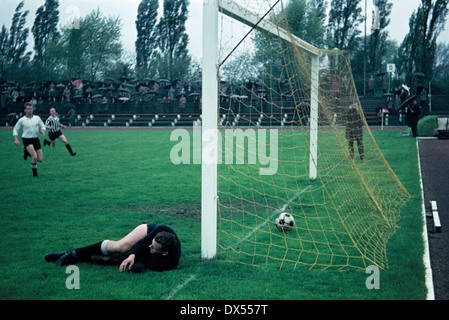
44, 108, 76, 156
13, 102, 46, 177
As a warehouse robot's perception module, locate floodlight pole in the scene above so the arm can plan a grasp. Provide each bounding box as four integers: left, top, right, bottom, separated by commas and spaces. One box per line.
201, 0, 219, 260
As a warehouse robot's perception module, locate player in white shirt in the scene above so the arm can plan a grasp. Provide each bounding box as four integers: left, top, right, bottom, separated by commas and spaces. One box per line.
13, 102, 46, 177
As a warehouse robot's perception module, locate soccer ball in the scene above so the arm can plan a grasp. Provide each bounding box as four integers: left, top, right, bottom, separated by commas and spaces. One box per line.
275, 212, 295, 231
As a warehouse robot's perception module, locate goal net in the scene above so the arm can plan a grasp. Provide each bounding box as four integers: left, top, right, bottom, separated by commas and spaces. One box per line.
203, 0, 411, 270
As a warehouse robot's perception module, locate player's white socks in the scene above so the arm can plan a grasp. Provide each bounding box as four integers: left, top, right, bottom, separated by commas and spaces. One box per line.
101, 240, 110, 256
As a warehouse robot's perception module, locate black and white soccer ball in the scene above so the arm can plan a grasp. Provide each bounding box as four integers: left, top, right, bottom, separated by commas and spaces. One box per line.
275, 212, 295, 231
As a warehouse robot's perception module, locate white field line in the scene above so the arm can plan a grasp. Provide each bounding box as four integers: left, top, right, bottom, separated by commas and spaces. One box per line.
230, 158, 344, 246
235, 185, 311, 245
416, 139, 435, 300
164, 274, 196, 300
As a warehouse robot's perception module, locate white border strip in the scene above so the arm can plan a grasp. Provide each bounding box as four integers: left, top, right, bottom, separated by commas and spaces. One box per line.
417, 139, 435, 300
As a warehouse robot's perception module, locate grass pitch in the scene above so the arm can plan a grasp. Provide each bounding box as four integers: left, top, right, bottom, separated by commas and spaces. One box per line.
0, 128, 427, 300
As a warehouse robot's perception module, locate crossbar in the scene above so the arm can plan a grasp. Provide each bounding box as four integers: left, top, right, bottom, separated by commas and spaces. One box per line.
219, 0, 320, 56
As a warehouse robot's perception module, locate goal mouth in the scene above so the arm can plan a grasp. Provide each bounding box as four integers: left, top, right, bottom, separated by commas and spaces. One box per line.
202, 0, 411, 270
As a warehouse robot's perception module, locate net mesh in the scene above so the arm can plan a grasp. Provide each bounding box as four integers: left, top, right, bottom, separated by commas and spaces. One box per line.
215, 0, 411, 270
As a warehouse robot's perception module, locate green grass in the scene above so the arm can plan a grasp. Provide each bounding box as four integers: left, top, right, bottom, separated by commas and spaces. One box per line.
0, 128, 426, 300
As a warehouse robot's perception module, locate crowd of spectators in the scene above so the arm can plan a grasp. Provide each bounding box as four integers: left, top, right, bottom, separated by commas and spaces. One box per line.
1, 76, 282, 119
0, 77, 203, 115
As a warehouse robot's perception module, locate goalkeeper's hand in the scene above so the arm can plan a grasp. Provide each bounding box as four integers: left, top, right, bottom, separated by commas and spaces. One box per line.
119, 254, 135, 272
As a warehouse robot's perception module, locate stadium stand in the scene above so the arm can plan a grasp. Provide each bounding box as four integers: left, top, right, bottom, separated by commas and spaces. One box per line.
1, 78, 448, 128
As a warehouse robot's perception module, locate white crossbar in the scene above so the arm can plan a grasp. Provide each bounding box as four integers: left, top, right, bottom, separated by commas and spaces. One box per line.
219, 0, 320, 56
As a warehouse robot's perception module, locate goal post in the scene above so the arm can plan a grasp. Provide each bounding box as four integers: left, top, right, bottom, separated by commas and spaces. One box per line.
201, 0, 219, 260
309, 54, 319, 181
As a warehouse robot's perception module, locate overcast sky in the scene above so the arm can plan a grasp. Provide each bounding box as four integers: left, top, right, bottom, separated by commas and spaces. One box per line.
1, 0, 448, 60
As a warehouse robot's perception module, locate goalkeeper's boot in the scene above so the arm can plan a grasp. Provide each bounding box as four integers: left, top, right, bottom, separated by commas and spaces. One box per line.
45, 251, 68, 263
55, 251, 78, 267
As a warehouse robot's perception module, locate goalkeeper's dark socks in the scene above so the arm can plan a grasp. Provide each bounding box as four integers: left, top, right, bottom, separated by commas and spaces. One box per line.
73, 240, 110, 262
31, 163, 38, 177
66, 143, 76, 156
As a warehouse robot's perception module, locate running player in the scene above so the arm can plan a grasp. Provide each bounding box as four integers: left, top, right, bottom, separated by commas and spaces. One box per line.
44, 108, 76, 156
13, 102, 46, 177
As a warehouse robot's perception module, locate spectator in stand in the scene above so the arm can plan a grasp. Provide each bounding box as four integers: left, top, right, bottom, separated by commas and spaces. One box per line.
168, 85, 175, 101
394, 94, 401, 114
67, 108, 77, 127
152, 81, 160, 95
63, 85, 71, 102
48, 82, 57, 98
11, 87, 19, 102
194, 82, 202, 94
185, 82, 194, 102
381, 75, 387, 94
399, 88, 407, 104
179, 92, 186, 110
420, 88, 428, 109
84, 84, 93, 98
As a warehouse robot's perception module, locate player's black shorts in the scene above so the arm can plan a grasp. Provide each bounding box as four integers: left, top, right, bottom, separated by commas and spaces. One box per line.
22, 137, 42, 151
49, 130, 63, 140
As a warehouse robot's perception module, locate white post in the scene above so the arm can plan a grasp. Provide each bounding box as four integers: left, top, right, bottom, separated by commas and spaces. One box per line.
381, 110, 384, 131
309, 54, 319, 181
201, 0, 219, 260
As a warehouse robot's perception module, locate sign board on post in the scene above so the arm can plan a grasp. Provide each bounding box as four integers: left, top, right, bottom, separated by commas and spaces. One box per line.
387, 64, 395, 74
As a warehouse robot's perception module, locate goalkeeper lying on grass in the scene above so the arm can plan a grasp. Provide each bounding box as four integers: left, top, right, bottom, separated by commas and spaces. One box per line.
45, 222, 181, 273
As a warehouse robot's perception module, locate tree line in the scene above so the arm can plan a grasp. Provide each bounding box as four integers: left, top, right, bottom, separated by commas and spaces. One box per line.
0, 0, 196, 85
222, 0, 449, 95
1, 0, 448, 94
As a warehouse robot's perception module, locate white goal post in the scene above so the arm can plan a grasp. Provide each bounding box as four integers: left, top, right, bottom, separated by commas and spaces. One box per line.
201, 0, 320, 260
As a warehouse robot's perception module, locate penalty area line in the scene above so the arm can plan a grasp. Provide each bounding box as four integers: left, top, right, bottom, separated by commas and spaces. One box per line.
164, 273, 196, 300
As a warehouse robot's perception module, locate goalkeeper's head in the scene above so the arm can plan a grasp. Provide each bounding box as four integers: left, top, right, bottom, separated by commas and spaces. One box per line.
151, 231, 177, 256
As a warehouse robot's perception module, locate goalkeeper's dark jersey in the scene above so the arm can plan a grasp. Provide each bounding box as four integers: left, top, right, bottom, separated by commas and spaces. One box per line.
129, 224, 181, 272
